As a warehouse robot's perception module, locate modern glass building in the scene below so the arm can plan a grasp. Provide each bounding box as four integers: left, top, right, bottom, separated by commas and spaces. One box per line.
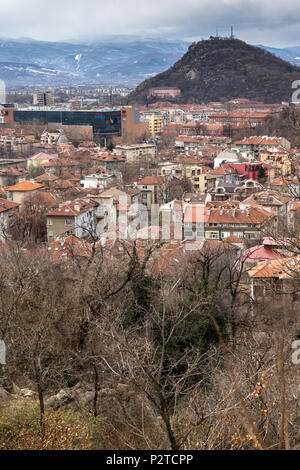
14, 108, 122, 138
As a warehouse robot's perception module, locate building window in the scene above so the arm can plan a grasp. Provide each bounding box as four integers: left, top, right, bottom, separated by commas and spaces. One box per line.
65, 219, 73, 226
209, 233, 219, 239
47, 219, 53, 226
221, 232, 230, 238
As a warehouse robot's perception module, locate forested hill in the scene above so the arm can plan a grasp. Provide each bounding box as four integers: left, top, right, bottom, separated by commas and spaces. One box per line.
128, 37, 300, 104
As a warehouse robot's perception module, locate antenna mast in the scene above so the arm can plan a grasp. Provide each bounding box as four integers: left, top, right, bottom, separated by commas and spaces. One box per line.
230, 26, 234, 39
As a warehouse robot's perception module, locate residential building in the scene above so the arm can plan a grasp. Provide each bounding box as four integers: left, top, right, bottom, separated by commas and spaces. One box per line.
159, 162, 211, 192
246, 255, 300, 312
242, 190, 292, 224
46, 199, 97, 241
0, 167, 28, 186
40, 130, 61, 145
221, 161, 266, 181
27, 152, 58, 169
140, 111, 164, 137
137, 176, 165, 209
6, 180, 44, 205
0, 134, 32, 155
33, 91, 53, 106
183, 203, 273, 241
233, 180, 265, 201
149, 88, 181, 99
80, 172, 120, 190
114, 143, 156, 163
0, 198, 20, 240
234, 136, 291, 155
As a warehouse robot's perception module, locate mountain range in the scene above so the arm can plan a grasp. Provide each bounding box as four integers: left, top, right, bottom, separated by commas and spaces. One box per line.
0, 37, 189, 88
0, 36, 300, 89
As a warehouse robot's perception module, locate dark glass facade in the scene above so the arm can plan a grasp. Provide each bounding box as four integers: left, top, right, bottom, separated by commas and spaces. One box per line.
14, 109, 122, 137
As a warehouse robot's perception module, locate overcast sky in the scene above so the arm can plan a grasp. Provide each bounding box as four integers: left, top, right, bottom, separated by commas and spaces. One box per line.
0, 0, 300, 47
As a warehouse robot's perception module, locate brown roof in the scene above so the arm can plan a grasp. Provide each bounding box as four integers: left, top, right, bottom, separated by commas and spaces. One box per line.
243, 190, 291, 206
0, 167, 28, 176
29, 152, 58, 161
0, 198, 20, 212
47, 235, 93, 261
235, 136, 286, 146
184, 205, 272, 224
35, 173, 58, 183
43, 158, 78, 168
208, 167, 237, 176
46, 199, 96, 217
139, 176, 165, 185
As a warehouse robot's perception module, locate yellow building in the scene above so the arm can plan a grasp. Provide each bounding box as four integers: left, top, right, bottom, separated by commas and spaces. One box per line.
140, 111, 164, 137
159, 162, 211, 192
27, 152, 58, 169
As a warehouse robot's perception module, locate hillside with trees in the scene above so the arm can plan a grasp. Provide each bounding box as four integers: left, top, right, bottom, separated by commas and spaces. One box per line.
0, 237, 299, 450
258, 105, 300, 147
128, 37, 300, 104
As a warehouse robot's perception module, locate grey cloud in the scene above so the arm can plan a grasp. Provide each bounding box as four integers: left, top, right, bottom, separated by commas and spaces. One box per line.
0, 0, 299, 46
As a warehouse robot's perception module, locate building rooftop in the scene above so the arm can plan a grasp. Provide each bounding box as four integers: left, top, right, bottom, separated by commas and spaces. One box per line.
7, 180, 44, 192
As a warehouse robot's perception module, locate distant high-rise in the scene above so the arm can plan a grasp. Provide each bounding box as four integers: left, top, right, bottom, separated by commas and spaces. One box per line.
33, 90, 53, 106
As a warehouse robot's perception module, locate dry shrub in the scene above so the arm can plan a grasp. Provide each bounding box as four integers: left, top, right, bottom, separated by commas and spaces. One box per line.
0, 400, 105, 450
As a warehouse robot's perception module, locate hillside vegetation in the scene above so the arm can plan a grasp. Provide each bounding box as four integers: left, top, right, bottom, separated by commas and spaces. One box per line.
129, 37, 300, 104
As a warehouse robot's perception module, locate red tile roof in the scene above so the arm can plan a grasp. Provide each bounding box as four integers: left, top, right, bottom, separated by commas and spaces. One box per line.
241, 245, 282, 263
0, 198, 20, 212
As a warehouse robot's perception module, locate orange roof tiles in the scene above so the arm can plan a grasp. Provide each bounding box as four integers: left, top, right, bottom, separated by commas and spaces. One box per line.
247, 256, 300, 279
7, 180, 44, 192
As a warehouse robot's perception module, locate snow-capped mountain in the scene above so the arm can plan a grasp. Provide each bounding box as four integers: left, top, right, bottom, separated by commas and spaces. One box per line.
1, 37, 300, 88
0, 37, 189, 87
258, 45, 300, 65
